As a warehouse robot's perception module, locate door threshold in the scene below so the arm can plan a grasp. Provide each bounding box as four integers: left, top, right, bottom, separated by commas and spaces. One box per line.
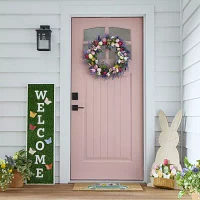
69, 180, 146, 183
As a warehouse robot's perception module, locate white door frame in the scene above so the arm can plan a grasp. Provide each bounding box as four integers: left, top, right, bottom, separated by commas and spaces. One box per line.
59, 3, 155, 183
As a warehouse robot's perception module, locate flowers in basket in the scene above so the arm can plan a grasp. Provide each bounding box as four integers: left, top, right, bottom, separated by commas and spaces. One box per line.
176, 157, 200, 198
0, 159, 14, 191
151, 159, 178, 180
5, 149, 34, 181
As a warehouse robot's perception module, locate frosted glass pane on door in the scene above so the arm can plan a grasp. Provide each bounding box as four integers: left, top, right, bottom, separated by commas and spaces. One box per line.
84, 27, 105, 41
109, 27, 131, 41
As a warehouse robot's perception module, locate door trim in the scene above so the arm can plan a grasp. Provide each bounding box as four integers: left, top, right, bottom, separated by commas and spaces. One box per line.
60, 3, 155, 183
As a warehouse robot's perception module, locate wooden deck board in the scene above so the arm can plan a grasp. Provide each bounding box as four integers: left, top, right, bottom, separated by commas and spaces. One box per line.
0, 184, 190, 200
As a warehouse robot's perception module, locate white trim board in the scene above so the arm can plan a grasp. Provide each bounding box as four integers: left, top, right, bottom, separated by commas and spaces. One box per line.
60, 4, 155, 183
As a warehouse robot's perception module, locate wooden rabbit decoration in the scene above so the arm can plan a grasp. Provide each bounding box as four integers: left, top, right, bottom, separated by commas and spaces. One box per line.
155, 109, 182, 170
148, 109, 182, 188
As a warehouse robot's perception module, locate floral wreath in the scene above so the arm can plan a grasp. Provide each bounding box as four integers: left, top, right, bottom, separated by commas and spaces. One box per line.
83, 34, 130, 79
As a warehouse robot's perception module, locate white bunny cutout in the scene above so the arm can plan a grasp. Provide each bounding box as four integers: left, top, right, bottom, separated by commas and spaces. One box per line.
154, 109, 182, 170
148, 110, 182, 188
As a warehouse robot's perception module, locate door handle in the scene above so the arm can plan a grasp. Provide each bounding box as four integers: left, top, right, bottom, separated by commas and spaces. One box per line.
72, 105, 84, 111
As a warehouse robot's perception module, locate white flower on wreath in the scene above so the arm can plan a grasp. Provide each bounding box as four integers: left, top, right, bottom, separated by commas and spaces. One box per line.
89, 54, 93, 59
97, 68, 102, 72
118, 60, 121, 64
97, 71, 101, 76
115, 43, 119, 48
98, 41, 103, 46
95, 60, 98, 64
116, 39, 119, 43
117, 48, 120, 51
106, 73, 111, 77
111, 42, 115, 47
124, 57, 128, 61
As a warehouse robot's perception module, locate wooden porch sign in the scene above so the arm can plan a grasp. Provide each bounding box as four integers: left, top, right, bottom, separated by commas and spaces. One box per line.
27, 84, 55, 184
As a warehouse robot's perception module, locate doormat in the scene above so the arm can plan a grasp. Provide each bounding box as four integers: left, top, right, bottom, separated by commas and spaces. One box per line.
73, 183, 143, 191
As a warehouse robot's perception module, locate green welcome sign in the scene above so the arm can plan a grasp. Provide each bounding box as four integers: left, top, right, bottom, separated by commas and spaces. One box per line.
27, 84, 55, 184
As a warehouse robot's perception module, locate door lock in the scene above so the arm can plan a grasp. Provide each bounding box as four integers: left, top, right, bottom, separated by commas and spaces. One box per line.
72, 105, 84, 111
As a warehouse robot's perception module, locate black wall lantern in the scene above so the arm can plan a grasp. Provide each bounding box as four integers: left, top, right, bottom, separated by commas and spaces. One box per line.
36, 25, 52, 51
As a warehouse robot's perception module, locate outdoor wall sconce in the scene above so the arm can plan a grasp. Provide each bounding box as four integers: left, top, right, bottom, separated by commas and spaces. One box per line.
36, 25, 52, 51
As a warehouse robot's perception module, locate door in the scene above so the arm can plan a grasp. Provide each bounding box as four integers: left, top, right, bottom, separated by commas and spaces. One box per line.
71, 18, 143, 180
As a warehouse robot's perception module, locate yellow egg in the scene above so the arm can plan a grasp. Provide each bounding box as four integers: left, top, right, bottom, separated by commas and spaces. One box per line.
158, 170, 163, 178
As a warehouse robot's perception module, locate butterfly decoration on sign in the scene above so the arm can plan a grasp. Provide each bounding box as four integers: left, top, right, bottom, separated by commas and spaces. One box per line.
44, 137, 52, 145
45, 163, 53, 170
44, 97, 52, 105
30, 111, 37, 118
29, 124, 37, 131
29, 147, 36, 155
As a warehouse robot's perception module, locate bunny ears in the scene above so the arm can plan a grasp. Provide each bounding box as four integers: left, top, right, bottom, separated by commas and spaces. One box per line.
159, 110, 182, 131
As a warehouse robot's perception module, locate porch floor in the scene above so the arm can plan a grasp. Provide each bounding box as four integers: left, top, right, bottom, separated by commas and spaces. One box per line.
0, 184, 190, 200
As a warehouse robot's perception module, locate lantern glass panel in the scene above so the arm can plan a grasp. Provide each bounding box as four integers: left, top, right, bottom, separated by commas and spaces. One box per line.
38, 33, 49, 50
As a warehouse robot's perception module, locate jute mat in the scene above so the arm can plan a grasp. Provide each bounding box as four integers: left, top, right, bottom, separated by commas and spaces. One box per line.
73, 183, 143, 191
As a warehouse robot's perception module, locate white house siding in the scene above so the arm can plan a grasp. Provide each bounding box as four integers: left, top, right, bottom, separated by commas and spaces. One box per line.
0, 0, 181, 183
182, 0, 200, 163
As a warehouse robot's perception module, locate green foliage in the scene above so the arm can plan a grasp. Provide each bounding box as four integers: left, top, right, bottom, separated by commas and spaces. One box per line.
12, 149, 34, 180
176, 157, 200, 198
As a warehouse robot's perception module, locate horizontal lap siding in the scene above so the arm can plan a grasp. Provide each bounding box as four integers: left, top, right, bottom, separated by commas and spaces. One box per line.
0, 2, 61, 183
154, 3, 181, 155
0, 0, 181, 182
182, 0, 200, 163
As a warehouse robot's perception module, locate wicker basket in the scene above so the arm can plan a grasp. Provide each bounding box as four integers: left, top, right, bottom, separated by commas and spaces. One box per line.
153, 178, 175, 189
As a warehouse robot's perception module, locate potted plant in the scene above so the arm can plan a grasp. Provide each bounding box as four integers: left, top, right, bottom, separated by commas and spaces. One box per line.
151, 159, 178, 189
5, 149, 34, 188
176, 157, 200, 199
0, 159, 14, 191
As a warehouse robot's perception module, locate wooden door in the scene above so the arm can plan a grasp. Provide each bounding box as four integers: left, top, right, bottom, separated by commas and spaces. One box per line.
71, 18, 143, 180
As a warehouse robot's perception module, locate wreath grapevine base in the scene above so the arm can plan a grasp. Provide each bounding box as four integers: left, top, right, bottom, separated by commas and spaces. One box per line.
83, 34, 131, 79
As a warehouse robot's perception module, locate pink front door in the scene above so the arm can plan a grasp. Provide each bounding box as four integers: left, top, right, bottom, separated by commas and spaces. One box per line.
71, 18, 143, 180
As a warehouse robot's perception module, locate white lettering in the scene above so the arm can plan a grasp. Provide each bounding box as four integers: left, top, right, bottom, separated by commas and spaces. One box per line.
35, 155, 46, 164
35, 90, 47, 100
36, 168, 43, 178
37, 128, 45, 138
36, 141, 44, 151
37, 103, 45, 112
37, 115, 44, 124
